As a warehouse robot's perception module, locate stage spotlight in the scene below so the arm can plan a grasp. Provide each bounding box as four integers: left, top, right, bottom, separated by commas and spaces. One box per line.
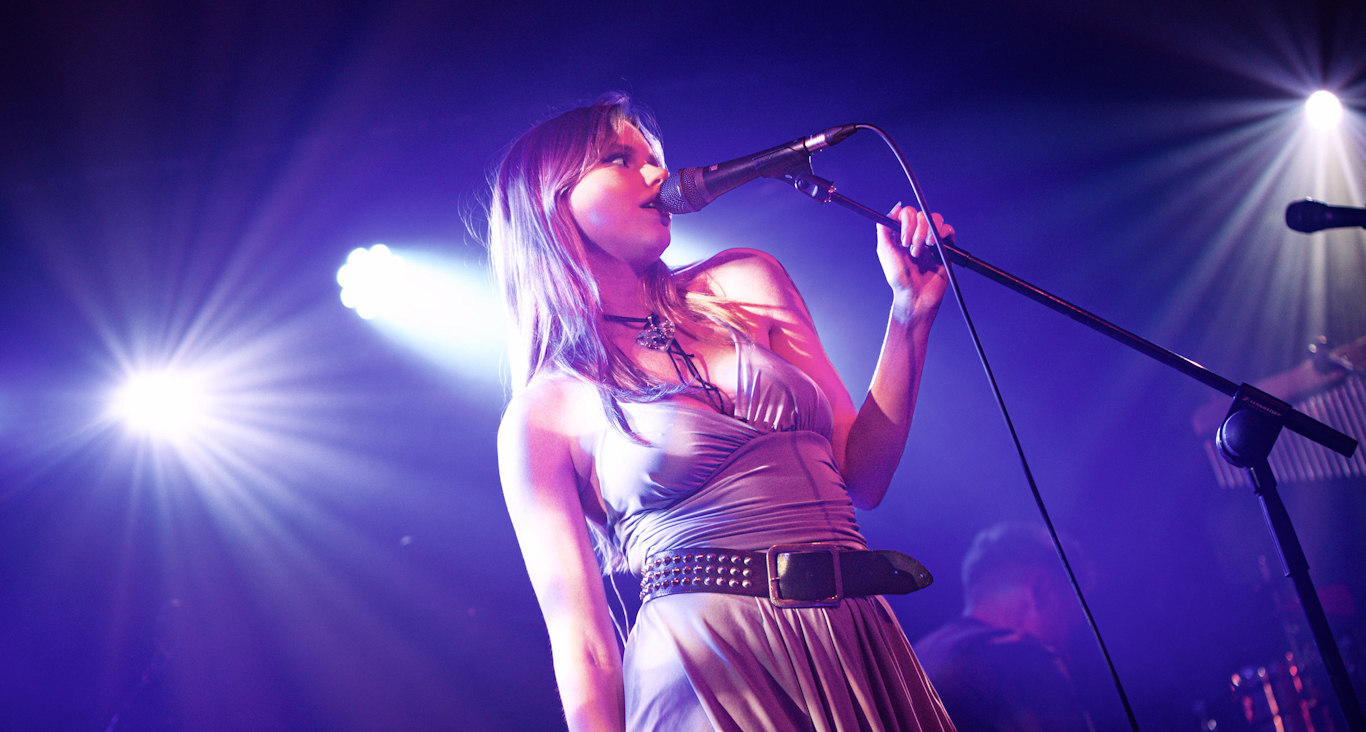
338, 245, 506, 379
1305, 91, 1343, 130
337, 244, 406, 320
111, 370, 211, 439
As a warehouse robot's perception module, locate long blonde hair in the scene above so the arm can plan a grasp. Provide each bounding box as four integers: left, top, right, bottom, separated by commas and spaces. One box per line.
487, 94, 746, 432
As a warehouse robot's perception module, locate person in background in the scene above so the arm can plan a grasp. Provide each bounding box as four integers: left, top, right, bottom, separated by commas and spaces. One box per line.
914, 522, 1094, 732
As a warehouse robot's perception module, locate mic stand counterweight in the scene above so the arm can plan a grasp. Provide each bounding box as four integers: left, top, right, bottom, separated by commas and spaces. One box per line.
786, 169, 1365, 730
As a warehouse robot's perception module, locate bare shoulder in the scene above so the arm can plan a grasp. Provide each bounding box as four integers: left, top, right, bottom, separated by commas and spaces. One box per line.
679, 247, 801, 309
498, 374, 607, 524
499, 375, 601, 444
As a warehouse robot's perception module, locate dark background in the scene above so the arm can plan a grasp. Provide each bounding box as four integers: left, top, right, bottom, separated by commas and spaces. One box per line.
2, 0, 1365, 730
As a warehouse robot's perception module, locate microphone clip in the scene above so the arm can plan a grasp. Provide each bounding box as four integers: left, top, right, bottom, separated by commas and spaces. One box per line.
783, 165, 836, 205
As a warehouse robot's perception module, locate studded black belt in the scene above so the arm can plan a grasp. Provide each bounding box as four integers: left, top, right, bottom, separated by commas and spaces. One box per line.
639, 543, 934, 608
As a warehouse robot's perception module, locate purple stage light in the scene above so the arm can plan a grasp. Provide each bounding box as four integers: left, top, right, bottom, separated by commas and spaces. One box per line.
338, 244, 507, 380
110, 370, 212, 440
338, 244, 405, 320
1305, 91, 1343, 131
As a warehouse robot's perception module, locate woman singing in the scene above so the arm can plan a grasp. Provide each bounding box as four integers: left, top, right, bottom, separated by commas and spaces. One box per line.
489, 93, 957, 731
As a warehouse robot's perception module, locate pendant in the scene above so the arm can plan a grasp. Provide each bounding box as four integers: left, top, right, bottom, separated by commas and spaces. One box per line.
635, 314, 676, 350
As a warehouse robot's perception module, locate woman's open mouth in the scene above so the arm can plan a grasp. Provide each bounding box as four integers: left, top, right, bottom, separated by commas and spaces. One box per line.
642, 199, 671, 227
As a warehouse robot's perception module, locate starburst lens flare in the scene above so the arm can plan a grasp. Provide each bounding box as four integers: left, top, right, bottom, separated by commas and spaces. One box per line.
111, 371, 211, 438
1305, 91, 1343, 130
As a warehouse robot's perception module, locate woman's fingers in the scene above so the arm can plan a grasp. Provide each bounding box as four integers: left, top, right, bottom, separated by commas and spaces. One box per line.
898, 207, 934, 258
877, 203, 904, 250
898, 206, 917, 251
934, 213, 954, 241
909, 211, 953, 259
882, 204, 953, 261
927, 213, 953, 256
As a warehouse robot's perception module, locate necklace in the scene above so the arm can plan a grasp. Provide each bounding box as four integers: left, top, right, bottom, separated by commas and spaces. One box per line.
603, 312, 726, 414
603, 313, 675, 350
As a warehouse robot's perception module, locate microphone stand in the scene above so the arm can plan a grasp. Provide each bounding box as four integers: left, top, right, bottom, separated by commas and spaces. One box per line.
782, 165, 1366, 730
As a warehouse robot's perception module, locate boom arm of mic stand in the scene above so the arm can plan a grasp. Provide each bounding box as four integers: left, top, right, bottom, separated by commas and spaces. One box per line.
787, 172, 1358, 459
791, 169, 1366, 728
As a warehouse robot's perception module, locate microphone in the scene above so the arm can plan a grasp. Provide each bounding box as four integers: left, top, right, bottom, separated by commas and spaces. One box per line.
1286, 199, 1366, 233
658, 124, 859, 214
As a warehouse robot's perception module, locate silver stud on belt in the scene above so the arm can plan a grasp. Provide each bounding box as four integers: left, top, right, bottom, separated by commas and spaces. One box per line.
639, 552, 757, 600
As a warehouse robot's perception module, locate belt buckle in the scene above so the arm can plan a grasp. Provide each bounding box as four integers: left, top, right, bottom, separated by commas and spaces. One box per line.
766, 543, 842, 608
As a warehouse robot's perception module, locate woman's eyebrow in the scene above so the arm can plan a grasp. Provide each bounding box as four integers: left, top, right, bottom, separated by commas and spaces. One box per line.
635, 144, 661, 168
600, 142, 631, 159
603, 138, 660, 167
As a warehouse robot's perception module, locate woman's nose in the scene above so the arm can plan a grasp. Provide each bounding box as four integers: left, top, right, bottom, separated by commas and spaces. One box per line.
644, 164, 668, 188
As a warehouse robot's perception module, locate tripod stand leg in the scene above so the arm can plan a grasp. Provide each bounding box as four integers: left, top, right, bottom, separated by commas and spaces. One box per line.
1248, 462, 1366, 731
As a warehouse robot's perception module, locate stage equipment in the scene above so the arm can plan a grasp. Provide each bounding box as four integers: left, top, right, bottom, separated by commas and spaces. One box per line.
1306, 91, 1344, 131
663, 123, 1365, 731
1287, 200, 1366, 233
657, 125, 858, 214
111, 370, 211, 439
1232, 652, 1335, 732
1196, 338, 1366, 731
1194, 336, 1366, 488
337, 243, 403, 320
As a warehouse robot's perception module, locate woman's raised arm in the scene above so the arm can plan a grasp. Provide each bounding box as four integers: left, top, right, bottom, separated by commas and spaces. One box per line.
839, 204, 951, 508
699, 205, 951, 509
497, 380, 625, 731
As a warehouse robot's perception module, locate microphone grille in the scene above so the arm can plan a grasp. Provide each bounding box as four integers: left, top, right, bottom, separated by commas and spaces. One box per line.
658, 169, 708, 214
1285, 200, 1323, 233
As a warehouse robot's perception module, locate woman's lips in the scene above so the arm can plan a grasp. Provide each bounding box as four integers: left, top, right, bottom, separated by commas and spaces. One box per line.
643, 200, 671, 226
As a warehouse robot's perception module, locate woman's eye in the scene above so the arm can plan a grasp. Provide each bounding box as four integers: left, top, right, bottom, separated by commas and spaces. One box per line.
605, 153, 629, 167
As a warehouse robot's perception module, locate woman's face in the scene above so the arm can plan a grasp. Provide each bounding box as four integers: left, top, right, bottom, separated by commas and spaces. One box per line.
567, 124, 671, 273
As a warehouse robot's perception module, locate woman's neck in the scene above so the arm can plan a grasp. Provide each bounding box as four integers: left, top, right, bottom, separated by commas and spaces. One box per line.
591, 262, 654, 318
600, 293, 651, 319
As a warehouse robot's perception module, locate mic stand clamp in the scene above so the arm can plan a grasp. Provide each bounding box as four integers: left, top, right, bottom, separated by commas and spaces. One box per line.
785, 169, 836, 204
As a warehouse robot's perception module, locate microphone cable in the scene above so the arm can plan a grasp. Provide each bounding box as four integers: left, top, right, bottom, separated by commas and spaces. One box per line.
854, 123, 1142, 732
